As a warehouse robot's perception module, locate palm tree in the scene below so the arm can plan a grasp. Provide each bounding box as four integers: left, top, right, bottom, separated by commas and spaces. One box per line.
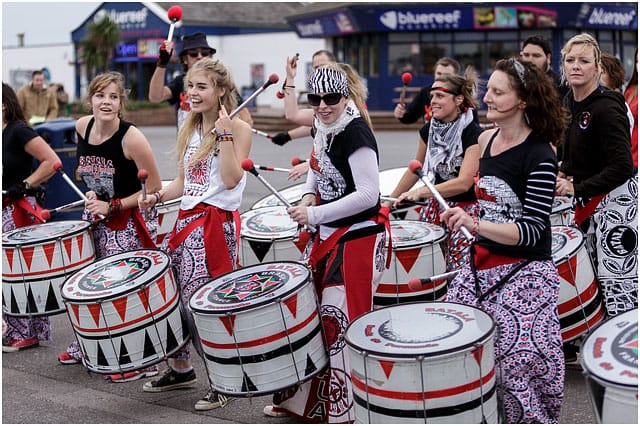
81, 16, 121, 78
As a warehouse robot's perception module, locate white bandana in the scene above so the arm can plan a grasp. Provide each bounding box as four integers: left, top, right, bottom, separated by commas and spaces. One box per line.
423, 108, 475, 180
313, 99, 360, 168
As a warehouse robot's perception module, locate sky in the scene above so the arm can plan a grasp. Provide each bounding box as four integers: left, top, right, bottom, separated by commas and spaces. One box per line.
2, 1, 101, 47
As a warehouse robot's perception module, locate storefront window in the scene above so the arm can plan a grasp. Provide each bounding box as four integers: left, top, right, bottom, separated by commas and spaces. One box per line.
454, 42, 483, 74
388, 43, 421, 76
487, 31, 519, 73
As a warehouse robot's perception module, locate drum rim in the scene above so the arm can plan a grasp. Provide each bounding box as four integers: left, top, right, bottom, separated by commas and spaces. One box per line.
2, 220, 92, 247
61, 248, 172, 303
189, 261, 312, 314
250, 183, 305, 209
551, 225, 585, 264
240, 206, 298, 239
344, 301, 496, 359
390, 220, 448, 248
579, 308, 638, 389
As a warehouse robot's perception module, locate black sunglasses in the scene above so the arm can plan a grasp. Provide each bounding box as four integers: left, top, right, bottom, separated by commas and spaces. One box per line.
307, 93, 343, 106
187, 48, 213, 58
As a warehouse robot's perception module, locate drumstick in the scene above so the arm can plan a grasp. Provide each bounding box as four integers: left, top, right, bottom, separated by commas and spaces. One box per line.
408, 271, 459, 291
53, 161, 105, 220
241, 157, 316, 233
400, 72, 413, 107
291, 157, 307, 166
254, 164, 291, 173
137, 169, 151, 221
380, 196, 429, 207
276, 53, 299, 99
251, 128, 271, 138
408, 160, 473, 240
166, 5, 183, 42
41, 199, 85, 217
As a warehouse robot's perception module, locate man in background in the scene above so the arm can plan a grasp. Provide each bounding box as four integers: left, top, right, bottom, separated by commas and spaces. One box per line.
17, 70, 58, 125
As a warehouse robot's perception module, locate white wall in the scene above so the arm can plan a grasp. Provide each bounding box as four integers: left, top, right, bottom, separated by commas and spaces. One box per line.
2, 44, 77, 100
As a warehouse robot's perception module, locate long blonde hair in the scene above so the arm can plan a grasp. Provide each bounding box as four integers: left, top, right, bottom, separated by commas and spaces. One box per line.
176, 58, 238, 168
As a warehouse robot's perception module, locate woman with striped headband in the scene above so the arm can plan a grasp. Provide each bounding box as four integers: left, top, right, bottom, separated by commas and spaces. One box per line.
264, 63, 388, 423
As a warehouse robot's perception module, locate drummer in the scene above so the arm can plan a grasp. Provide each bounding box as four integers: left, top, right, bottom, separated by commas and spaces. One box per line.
138, 58, 251, 411
384, 68, 482, 272
441, 58, 569, 423
56, 72, 162, 383
2, 82, 60, 353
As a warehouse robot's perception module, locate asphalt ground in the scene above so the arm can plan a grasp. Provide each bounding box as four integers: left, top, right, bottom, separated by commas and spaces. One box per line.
2, 126, 597, 423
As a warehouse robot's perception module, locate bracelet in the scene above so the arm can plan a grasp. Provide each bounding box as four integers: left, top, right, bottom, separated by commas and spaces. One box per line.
217, 135, 234, 143
472, 217, 480, 238
153, 191, 161, 204
108, 198, 122, 219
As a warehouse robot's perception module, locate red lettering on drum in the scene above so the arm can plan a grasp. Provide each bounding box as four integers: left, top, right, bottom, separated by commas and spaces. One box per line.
385, 342, 439, 349
564, 228, 581, 240
599, 362, 614, 371
266, 263, 303, 277
593, 337, 607, 358
72, 291, 112, 297
135, 250, 164, 265
620, 370, 638, 379
424, 306, 474, 322
365, 324, 374, 337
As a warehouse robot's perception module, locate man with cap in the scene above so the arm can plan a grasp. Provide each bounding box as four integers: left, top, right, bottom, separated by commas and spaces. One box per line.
149, 32, 252, 129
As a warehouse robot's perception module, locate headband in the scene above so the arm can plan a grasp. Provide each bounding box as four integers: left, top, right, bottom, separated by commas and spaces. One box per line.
309, 68, 349, 97
430, 86, 460, 96
510, 58, 527, 87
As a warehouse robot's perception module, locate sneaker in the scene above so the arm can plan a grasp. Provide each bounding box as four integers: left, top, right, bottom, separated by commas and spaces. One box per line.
263, 405, 290, 418
108, 366, 159, 383
58, 350, 81, 365
142, 367, 196, 392
2, 337, 38, 353
195, 389, 234, 411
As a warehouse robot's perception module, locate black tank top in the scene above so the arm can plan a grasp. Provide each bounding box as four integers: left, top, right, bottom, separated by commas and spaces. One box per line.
76, 118, 140, 201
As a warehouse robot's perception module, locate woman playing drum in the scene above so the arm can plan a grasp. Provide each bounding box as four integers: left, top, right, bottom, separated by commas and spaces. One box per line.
2, 82, 60, 352
441, 58, 569, 423
57, 72, 162, 382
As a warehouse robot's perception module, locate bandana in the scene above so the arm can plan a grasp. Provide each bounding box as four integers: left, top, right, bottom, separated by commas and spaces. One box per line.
313, 99, 360, 167
309, 68, 349, 97
423, 108, 475, 180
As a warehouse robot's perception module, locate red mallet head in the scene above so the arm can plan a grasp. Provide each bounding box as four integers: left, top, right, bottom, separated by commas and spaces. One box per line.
167, 5, 183, 22
276, 90, 285, 99
52, 161, 63, 172
408, 278, 423, 291
262, 73, 279, 90
241, 158, 255, 172
137, 169, 149, 181
401, 72, 413, 85
41, 210, 51, 221
291, 157, 302, 166
408, 159, 423, 174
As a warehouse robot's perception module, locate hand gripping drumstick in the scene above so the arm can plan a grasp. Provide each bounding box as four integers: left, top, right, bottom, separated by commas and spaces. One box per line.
52, 161, 105, 220
166, 5, 183, 42
408, 270, 460, 291
276, 53, 299, 99
137, 169, 152, 220
400, 72, 413, 107
408, 159, 473, 240
41, 199, 86, 220
241, 158, 316, 233
254, 164, 291, 173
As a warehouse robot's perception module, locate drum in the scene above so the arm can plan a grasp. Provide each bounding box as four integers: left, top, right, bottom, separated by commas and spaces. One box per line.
344, 302, 498, 424
581, 308, 637, 424
2, 220, 95, 316
551, 226, 605, 342
189, 261, 328, 396
374, 221, 447, 308
550, 195, 574, 226
60, 249, 189, 374
239, 206, 305, 266
155, 180, 181, 245
251, 183, 305, 210
379, 167, 422, 221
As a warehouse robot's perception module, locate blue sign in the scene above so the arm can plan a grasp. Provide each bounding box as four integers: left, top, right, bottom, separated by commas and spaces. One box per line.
582, 5, 637, 29
376, 7, 474, 31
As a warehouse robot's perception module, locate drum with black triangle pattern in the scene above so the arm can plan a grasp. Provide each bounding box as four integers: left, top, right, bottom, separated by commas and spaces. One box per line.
2, 220, 95, 316
189, 261, 328, 396
60, 249, 189, 374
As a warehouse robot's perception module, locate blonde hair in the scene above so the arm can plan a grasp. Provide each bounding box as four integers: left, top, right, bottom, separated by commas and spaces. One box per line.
176, 58, 238, 168
87, 72, 127, 118
560, 33, 602, 85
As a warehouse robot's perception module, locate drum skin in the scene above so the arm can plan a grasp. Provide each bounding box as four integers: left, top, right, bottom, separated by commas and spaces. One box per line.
189, 261, 328, 396
2, 220, 95, 316
344, 302, 498, 424
61, 249, 189, 374
155, 180, 181, 245
550, 195, 574, 226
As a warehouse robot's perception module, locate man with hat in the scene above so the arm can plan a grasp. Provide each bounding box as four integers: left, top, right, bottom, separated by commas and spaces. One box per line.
149, 32, 252, 129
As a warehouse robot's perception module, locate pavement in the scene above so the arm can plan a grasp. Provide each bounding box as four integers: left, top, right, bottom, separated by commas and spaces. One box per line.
2, 126, 596, 424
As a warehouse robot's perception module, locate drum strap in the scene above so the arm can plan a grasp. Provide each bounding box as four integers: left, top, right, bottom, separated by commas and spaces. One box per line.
167, 203, 235, 278
574, 193, 606, 228
469, 244, 531, 303
104, 207, 157, 249
5, 197, 47, 227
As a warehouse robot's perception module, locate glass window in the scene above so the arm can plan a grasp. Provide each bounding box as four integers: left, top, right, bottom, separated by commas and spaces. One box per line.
454, 42, 483, 74
454, 31, 483, 42
487, 40, 519, 73
388, 43, 421, 76
420, 43, 450, 74
370, 35, 380, 78
389, 32, 419, 43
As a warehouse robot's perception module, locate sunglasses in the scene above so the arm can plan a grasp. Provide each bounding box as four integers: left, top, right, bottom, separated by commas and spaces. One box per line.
307, 93, 343, 106
187, 48, 213, 58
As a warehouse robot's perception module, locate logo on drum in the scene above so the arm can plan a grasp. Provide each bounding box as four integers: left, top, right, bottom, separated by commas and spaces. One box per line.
79, 257, 150, 292
378, 312, 463, 345
211, 271, 286, 303
612, 324, 638, 369
551, 232, 568, 257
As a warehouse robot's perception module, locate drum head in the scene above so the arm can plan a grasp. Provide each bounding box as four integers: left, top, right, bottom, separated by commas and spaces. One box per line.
551, 226, 584, 264
581, 308, 637, 389
552, 196, 573, 213
390, 220, 446, 249
345, 302, 495, 358
61, 249, 171, 302
189, 261, 311, 314
240, 206, 298, 240
251, 184, 304, 209
3, 220, 91, 247
378, 167, 421, 197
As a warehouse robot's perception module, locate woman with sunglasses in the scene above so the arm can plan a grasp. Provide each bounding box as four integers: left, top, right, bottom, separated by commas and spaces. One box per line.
263, 63, 387, 422
384, 68, 482, 272
441, 58, 569, 423
139, 58, 251, 412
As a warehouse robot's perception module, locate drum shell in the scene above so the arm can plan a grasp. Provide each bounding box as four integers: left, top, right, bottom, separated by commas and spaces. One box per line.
550, 196, 574, 226
375, 221, 447, 307
552, 226, 605, 342
345, 302, 498, 424
580, 309, 638, 424
239, 206, 304, 266
60, 249, 189, 373
2, 220, 95, 316
155, 180, 181, 245
379, 168, 423, 221
189, 261, 328, 396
